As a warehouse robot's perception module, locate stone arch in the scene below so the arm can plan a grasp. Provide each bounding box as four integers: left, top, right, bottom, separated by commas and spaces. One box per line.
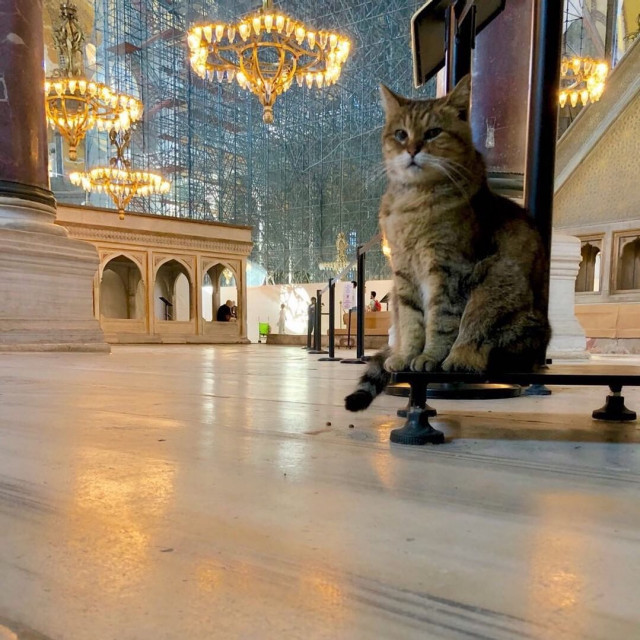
99, 255, 145, 319
575, 242, 601, 292
617, 238, 640, 290
202, 261, 239, 322
154, 259, 193, 321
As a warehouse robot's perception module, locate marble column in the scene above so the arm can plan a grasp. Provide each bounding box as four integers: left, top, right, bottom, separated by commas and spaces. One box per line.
547, 233, 589, 360
0, 0, 107, 351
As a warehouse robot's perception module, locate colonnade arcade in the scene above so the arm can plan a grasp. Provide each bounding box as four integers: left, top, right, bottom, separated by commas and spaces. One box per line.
56, 204, 252, 344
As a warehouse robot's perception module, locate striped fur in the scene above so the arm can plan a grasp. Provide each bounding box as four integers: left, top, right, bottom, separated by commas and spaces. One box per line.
345, 77, 551, 412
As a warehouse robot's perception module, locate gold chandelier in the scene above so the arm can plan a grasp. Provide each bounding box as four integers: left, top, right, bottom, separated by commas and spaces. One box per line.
319, 232, 350, 272
558, 56, 608, 109
45, 2, 143, 160
187, 0, 351, 123
70, 129, 170, 220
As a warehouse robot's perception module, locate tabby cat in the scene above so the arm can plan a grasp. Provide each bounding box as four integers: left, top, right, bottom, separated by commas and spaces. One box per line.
345, 76, 551, 412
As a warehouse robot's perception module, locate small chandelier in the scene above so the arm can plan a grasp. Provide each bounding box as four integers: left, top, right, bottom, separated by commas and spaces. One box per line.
558, 56, 608, 109
187, 0, 351, 124
70, 129, 170, 220
319, 232, 350, 272
45, 2, 143, 160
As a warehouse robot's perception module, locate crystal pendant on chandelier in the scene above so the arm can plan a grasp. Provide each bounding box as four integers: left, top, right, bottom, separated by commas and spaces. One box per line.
45, 2, 143, 160
69, 129, 170, 220
187, 0, 351, 123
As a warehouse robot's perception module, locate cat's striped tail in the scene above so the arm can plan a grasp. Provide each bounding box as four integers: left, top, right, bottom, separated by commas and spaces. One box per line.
344, 348, 391, 412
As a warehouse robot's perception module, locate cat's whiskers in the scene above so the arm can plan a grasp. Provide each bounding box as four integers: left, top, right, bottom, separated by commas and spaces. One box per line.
425, 158, 471, 200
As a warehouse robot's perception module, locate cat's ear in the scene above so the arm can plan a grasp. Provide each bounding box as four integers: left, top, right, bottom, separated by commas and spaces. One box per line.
379, 84, 406, 115
444, 74, 471, 121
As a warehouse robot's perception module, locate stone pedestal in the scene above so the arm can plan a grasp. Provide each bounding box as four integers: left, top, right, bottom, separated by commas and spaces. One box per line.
0, 0, 107, 351
547, 233, 589, 360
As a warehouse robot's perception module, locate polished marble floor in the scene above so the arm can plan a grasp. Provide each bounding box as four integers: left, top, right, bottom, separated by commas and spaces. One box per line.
0, 345, 639, 640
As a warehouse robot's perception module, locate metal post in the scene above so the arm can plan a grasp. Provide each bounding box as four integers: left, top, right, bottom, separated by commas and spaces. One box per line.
445, 5, 457, 91
315, 288, 322, 351
328, 279, 335, 358
454, 4, 476, 83
319, 278, 342, 362
341, 246, 367, 365
356, 248, 365, 360
524, 0, 564, 317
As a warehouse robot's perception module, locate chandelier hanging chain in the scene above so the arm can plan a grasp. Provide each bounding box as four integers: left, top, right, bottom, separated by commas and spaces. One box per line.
70, 126, 170, 220
109, 129, 132, 170
187, 0, 351, 123
51, 1, 85, 78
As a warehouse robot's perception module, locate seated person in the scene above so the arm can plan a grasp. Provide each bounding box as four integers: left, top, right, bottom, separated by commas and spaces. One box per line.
216, 299, 233, 322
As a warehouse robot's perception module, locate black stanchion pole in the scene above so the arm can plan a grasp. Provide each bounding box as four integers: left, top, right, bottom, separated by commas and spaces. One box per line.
315, 289, 321, 351
342, 246, 367, 364
319, 278, 342, 362
356, 249, 365, 360
308, 288, 328, 355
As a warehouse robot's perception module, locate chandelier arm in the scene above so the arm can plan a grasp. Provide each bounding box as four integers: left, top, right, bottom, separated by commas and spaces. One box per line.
250, 44, 269, 101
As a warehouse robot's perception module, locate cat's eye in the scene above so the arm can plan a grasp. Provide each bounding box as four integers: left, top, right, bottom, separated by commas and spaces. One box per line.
394, 129, 408, 143
424, 127, 443, 141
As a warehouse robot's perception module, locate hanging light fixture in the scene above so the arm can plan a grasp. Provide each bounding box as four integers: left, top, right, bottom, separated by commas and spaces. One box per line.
45, 2, 143, 160
558, 56, 608, 108
558, 3, 608, 110
70, 129, 170, 220
187, 0, 351, 124
319, 232, 350, 272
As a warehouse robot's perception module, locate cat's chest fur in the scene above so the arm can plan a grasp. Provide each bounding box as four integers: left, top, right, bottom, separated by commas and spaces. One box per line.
381, 187, 478, 276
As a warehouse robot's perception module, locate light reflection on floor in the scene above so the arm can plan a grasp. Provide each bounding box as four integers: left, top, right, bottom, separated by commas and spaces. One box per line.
0, 345, 639, 639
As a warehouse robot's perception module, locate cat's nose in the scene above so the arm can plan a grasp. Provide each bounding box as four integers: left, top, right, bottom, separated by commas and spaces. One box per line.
407, 143, 421, 157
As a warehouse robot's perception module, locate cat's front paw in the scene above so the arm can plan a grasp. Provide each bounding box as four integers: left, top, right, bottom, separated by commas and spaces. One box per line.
383, 354, 411, 372
441, 345, 488, 373
410, 353, 442, 372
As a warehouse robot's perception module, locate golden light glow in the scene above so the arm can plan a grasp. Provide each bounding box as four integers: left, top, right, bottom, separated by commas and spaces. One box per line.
558, 56, 608, 109
70, 130, 170, 220
45, 2, 143, 160
319, 232, 349, 273
187, 0, 351, 123
382, 237, 391, 258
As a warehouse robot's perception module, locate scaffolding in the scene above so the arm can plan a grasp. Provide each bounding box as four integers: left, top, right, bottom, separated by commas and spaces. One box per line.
55, 0, 434, 282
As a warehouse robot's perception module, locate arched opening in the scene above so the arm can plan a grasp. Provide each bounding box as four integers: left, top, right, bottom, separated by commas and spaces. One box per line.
203, 264, 238, 323
100, 256, 145, 319
617, 238, 640, 290
575, 242, 601, 292
154, 260, 192, 321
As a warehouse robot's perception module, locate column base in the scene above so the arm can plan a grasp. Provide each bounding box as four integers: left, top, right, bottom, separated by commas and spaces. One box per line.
0, 201, 109, 352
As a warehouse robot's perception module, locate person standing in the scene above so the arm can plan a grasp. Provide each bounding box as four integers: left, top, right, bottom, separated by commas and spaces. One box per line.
277, 303, 287, 334
308, 296, 317, 338
368, 291, 381, 312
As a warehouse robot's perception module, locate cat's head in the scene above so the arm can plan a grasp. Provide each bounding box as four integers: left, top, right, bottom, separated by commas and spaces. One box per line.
379, 76, 481, 187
